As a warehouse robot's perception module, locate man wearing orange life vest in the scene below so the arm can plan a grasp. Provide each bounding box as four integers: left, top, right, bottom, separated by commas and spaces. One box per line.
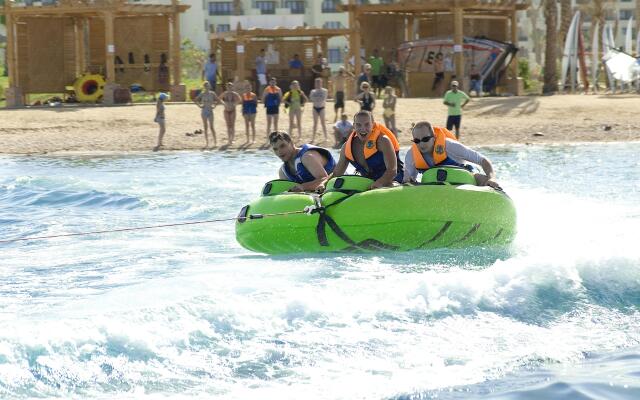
403, 121, 499, 188
331, 110, 404, 189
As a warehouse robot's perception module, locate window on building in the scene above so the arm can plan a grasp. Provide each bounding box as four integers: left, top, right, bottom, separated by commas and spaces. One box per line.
255, 1, 276, 14
323, 21, 343, 29
619, 10, 633, 20
209, 1, 233, 15
356, 0, 369, 4
379, 0, 394, 4
284, 0, 305, 14
321, 0, 340, 13
328, 48, 342, 64
216, 24, 231, 32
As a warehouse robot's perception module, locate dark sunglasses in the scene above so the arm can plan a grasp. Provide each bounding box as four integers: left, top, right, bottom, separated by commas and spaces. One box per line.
412, 136, 434, 144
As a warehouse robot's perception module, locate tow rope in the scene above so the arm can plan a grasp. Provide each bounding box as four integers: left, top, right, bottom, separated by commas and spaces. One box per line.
0, 210, 306, 244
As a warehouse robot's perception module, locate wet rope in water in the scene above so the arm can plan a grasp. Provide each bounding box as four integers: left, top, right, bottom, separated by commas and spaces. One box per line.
0, 210, 306, 244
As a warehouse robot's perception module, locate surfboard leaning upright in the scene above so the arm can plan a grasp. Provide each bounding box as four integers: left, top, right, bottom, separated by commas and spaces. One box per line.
561, 11, 581, 92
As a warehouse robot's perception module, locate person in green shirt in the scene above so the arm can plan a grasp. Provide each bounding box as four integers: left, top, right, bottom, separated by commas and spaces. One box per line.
368, 49, 385, 98
443, 80, 470, 139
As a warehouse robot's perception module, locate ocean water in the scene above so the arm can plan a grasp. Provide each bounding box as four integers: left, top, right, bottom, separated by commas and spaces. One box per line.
1, 143, 639, 399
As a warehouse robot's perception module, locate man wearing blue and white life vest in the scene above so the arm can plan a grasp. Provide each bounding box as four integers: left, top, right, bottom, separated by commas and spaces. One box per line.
403, 121, 499, 188
262, 77, 283, 139
270, 131, 336, 192
331, 110, 404, 189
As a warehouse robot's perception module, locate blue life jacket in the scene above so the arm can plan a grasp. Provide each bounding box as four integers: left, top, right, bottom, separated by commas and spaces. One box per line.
265, 86, 280, 108
283, 144, 336, 184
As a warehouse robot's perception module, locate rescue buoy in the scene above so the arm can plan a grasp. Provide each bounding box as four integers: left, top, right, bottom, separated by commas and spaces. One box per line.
74, 74, 105, 103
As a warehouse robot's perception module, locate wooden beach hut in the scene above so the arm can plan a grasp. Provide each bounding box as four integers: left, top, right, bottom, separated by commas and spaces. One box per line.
1, 0, 189, 107
340, 0, 529, 97
210, 24, 351, 93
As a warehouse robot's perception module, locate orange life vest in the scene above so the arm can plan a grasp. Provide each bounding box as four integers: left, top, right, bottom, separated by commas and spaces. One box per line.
265, 86, 279, 94
345, 122, 400, 161
411, 126, 457, 170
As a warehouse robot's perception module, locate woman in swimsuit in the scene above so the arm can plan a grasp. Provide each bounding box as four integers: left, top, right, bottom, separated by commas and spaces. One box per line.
355, 81, 375, 112
241, 80, 258, 143
220, 82, 242, 145
308, 78, 328, 143
283, 80, 308, 140
154, 92, 168, 151
382, 86, 397, 136
194, 81, 219, 148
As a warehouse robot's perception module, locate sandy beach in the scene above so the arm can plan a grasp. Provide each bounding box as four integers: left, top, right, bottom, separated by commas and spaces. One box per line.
1, 94, 639, 154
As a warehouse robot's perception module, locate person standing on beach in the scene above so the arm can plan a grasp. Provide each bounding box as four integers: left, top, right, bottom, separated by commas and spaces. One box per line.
220, 82, 242, 146
443, 80, 470, 139
256, 49, 268, 97
283, 80, 308, 140
262, 77, 283, 139
202, 54, 219, 92
194, 81, 219, 148
241, 81, 258, 143
431, 53, 445, 95
382, 86, 397, 136
469, 64, 483, 97
154, 92, 168, 151
332, 66, 354, 122
357, 64, 372, 94
309, 78, 329, 143
355, 82, 375, 112
333, 113, 353, 148
368, 49, 384, 98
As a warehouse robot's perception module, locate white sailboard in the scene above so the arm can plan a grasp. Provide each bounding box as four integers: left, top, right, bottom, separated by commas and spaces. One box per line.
624, 17, 634, 54
561, 11, 581, 91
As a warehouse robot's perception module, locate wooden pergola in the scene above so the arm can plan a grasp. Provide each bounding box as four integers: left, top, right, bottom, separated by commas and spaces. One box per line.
210, 24, 352, 85
1, 0, 189, 106
340, 0, 529, 93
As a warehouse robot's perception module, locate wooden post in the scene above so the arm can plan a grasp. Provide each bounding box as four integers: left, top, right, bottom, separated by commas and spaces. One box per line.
320, 37, 329, 60
236, 22, 245, 81
405, 16, 415, 41
171, 7, 181, 86
510, 10, 519, 79
103, 11, 115, 84
74, 18, 86, 76
312, 37, 320, 59
5, 6, 17, 88
453, 7, 464, 85
237, 37, 246, 81
353, 21, 361, 75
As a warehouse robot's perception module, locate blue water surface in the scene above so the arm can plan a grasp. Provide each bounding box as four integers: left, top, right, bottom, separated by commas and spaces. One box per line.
1, 143, 639, 399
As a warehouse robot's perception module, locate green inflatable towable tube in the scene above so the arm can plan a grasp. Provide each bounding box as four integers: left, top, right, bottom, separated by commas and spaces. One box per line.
236, 167, 516, 254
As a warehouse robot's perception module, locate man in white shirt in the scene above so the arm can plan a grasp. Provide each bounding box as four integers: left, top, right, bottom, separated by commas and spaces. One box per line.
332, 113, 353, 148
403, 121, 499, 188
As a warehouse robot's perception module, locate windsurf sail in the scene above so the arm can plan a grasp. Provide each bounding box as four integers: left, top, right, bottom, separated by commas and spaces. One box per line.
396, 36, 517, 93
603, 48, 640, 83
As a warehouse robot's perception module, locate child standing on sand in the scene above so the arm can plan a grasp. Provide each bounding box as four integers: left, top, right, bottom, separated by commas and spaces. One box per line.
241, 80, 258, 143
194, 81, 219, 148
154, 92, 168, 151
382, 86, 397, 136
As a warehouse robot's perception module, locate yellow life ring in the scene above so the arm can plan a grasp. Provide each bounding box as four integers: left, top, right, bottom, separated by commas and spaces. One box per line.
74, 74, 105, 103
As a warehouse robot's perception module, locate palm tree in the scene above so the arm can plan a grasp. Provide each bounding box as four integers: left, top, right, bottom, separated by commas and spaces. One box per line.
543, 0, 558, 93
527, 2, 544, 65
233, 0, 243, 16
558, 0, 572, 50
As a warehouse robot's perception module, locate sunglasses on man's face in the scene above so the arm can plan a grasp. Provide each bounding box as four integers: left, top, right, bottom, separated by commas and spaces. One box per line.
412, 136, 434, 144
